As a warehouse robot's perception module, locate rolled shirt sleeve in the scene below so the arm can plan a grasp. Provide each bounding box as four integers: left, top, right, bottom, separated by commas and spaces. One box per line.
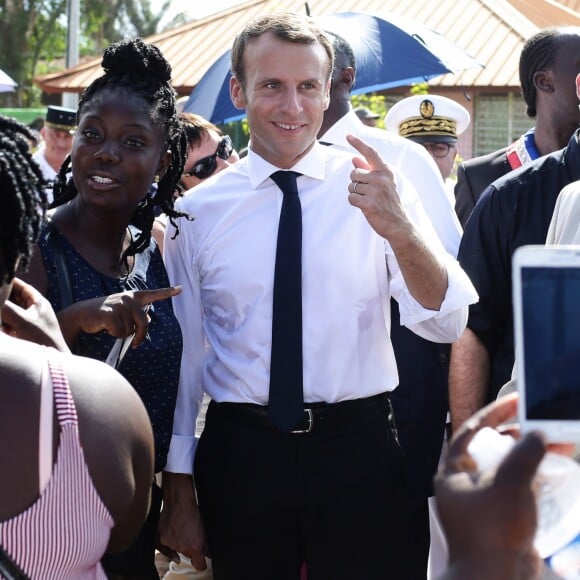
388, 172, 479, 343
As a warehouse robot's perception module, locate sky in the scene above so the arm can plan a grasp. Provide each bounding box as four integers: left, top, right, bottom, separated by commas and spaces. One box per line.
162, 0, 247, 24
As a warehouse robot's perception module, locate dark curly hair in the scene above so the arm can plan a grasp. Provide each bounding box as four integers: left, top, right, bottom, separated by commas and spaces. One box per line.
52, 37, 189, 256
326, 31, 355, 70
0, 115, 46, 283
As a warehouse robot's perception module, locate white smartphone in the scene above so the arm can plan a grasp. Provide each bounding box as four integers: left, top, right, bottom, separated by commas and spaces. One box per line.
513, 245, 580, 442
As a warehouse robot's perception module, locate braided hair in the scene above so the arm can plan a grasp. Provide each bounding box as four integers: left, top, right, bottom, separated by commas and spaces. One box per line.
0, 115, 46, 284
519, 28, 564, 118
52, 37, 189, 257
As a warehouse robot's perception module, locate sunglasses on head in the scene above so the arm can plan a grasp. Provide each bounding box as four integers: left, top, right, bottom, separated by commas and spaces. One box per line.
182, 135, 234, 180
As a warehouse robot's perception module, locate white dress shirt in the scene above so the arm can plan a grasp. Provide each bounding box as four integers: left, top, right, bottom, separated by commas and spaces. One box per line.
320, 110, 463, 257
164, 142, 477, 473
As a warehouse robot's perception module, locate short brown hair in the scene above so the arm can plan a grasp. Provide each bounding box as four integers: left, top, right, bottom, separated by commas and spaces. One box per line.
180, 112, 223, 151
231, 12, 334, 90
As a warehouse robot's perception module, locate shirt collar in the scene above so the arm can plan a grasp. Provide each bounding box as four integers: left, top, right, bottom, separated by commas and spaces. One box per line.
247, 141, 329, 189
318, 109, 363, 149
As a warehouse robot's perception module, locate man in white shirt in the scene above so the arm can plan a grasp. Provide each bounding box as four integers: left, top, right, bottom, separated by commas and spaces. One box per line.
32, 105, 76, 203
160, 13, 477, 579
318, 34, 465, 577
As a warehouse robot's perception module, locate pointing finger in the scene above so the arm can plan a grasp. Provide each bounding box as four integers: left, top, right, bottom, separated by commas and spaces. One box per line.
346, 134, 388, 172
133, 286, 182, 306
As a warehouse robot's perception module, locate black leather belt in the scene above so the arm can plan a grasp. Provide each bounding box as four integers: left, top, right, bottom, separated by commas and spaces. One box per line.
212, 392, 388, 434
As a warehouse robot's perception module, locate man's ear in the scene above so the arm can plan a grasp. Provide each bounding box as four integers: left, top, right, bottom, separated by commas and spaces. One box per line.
340, 66, 356, 91
576, 73, 580, 100
230, 76, 246, 110
323, 79, 331, 110
533, 70, 554, 94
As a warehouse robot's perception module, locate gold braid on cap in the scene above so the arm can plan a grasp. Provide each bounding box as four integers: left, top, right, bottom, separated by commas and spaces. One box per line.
398, 116, 457, 139
44, 122, 75, 132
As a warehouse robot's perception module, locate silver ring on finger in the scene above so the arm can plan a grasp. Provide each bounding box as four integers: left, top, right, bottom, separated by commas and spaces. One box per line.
353, 181, 359, 194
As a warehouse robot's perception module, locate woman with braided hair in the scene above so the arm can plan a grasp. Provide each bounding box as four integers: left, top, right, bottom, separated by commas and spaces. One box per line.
22, 38, 188, 579
0, 115, 154, 578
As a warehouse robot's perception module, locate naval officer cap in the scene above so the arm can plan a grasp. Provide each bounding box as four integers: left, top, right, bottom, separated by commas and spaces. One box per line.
385, 95, 469, 143
44, 105, 77, 132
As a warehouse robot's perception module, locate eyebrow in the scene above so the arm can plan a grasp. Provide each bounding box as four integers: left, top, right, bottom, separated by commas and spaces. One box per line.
80, 115, 155, 134
258, 77, 324, 86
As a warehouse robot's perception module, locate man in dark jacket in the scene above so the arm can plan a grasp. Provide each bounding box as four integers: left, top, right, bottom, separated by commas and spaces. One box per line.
454, 27, 580, 227
449, 67, 580, 437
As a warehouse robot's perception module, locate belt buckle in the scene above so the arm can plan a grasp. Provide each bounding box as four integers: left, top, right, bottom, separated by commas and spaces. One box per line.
290, 409, 313, 434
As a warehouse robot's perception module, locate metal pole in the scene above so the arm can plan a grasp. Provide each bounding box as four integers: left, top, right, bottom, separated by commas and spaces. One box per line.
62, 0, 80, 109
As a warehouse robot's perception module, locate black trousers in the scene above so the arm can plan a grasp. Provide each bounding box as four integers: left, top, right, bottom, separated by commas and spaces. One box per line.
194, 394, 412, 580
389, 300, 451, 580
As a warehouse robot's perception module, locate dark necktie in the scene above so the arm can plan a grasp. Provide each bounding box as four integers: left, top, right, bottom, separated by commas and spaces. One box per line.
268, 170, 304, 431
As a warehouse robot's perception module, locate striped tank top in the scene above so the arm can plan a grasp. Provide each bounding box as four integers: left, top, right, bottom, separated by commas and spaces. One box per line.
0, 353, 114, 578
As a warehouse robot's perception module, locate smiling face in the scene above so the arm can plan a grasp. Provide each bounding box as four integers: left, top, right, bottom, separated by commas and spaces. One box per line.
71, 88, 169, 216
230, 32, 331, 168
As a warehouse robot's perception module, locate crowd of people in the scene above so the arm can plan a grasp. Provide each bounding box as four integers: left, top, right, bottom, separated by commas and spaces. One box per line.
0, 12, 579, 580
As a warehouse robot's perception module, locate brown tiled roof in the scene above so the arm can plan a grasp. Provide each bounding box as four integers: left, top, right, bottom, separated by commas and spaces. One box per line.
35, 0, 579, 94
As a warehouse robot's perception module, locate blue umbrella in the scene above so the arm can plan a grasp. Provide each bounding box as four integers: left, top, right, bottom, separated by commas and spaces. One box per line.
184, 50, 238, 124
184, 11, 483, 124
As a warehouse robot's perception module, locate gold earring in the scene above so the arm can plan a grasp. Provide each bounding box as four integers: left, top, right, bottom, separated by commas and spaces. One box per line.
154, 175, 160, 184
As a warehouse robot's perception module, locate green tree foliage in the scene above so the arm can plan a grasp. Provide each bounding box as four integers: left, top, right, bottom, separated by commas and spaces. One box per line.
410, 82, 429, 96
0, 0, 67, 106
0, 0, 176, 107
82, 0, 173, 54
350, 94, 387, 129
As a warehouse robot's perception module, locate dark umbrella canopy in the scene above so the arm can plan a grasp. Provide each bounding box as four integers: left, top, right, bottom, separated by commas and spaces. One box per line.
184, 50, 238, 124
184, 11, 482, 124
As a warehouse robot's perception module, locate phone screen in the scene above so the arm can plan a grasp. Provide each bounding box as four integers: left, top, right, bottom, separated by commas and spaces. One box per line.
521, 266, 580, 420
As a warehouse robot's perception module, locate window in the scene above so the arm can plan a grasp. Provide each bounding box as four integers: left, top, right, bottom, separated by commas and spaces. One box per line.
473, 93, 532, 156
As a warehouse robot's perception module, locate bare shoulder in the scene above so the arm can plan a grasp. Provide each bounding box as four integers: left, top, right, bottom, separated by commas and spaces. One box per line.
60, 354, 154, 524
64, 354, 153, 458
64, 355, 150, 426
2, 342, 153, 550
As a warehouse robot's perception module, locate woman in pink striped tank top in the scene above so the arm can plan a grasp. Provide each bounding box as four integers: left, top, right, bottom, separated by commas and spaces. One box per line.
0, 116, 154, 579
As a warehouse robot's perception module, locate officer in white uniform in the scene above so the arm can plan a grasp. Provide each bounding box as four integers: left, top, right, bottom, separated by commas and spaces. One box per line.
386, 95, 470, 197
